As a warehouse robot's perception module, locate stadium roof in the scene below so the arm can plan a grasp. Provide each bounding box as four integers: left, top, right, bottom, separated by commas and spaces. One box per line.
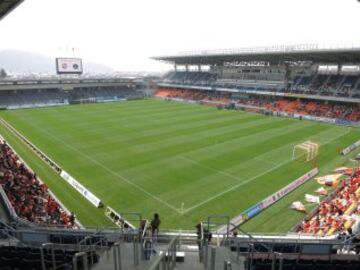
0, 0, 23, 21
153, 46, 360, 65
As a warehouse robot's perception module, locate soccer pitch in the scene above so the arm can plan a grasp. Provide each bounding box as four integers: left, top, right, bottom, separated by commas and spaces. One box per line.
0, 99, 359, 232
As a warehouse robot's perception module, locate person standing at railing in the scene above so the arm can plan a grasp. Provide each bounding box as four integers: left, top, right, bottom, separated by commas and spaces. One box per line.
143, 227, 153, 260
151, 213, 161, 240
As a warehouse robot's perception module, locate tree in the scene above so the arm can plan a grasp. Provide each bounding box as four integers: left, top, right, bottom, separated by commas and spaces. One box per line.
0, 68, 7, 78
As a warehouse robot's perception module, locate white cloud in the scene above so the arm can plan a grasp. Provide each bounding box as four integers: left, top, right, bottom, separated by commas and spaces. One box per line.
0, 0, 359, 71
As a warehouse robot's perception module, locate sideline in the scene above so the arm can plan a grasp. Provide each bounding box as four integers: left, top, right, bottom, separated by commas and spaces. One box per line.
4, 114, 182, 214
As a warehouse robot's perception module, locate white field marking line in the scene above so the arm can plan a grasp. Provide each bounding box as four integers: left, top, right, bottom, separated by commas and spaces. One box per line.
10, 112, 350, 215
252, 155, 280, 167
116, 121, 304, 175
11, 114, 182, 214
164, 121, 307, 162
0, 120, 102, 225
182, 158, 291, 214
85, 114, 285, 157
175, 122, 316, 177
183, 127, 351, 214
52, 135, 182, 213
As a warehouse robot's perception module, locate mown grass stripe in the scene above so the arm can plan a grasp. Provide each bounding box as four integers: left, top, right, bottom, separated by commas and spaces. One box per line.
0, 99, 358, 230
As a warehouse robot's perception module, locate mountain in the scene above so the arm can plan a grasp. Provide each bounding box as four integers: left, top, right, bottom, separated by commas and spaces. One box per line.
0, 50, 114, 74
82, 61, 114, 74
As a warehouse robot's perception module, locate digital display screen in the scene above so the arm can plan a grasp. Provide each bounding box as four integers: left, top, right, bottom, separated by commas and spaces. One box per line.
56, 58, 83, 74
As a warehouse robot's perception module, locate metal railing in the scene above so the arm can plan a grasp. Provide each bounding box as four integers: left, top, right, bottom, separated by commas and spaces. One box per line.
112, 242, 122, 270
148, 235, 179, 270
40, 243, 56, 270
72, 252, 89, 270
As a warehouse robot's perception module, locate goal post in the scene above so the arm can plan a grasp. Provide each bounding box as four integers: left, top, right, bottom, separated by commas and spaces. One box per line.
292, 141, 319, 162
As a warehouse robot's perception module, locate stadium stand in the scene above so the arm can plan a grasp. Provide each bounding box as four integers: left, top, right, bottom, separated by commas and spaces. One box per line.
161, 72, 360, 98
154, 47, 360, 131
298, 168, 360, 236
0, 85, 143, 108
155, 88, 231, 102
0, 139, 74, 227
0, 245, 98, 270
0, 89, 67, 107
68, 86, 137, 101
155, 88, 360, 121
163, 71, 217, 85
0, 77, 147, 108
290, 74, 360, 97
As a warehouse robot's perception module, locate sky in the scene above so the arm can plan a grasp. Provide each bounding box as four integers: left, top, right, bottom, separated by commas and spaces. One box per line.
0, 0, 360, 72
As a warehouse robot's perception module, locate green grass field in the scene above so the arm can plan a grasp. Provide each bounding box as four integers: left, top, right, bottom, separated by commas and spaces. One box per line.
0, 99, 359, 232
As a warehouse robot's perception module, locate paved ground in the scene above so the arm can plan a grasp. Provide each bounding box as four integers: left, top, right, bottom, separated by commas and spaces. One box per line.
92, 242, 245, 270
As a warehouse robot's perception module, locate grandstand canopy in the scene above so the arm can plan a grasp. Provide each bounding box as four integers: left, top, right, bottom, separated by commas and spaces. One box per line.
0, 0, 23, 21
153, 47, 360, 65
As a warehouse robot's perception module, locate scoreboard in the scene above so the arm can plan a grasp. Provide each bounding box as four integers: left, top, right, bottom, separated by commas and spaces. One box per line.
56, 58, 83, 74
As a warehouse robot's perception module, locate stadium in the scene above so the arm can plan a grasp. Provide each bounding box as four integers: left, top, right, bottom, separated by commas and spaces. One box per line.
2, 1, 360, 270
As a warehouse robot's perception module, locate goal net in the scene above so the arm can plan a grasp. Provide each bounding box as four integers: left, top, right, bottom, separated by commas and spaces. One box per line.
292, 141, 319, 162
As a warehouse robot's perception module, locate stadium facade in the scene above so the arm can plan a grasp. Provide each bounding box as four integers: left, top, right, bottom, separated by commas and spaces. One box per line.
154, 45, 360, 126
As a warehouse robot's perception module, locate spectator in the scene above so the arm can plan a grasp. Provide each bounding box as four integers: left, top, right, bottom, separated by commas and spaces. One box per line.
299, 169, 360, 236
0, 140, 74, 227
155, 88, 360, 122
151, 213, 161, 236
69, 212, 75, 226
143, 227, 154, 260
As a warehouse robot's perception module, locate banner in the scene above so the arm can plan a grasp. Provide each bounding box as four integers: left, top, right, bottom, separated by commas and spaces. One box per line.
221, 168, 319, 233
315, 174, 342, 185
341, 140, 360, 155
305, 194, 320, 204
315, 187, 328, 196
335, 119, 354, 126
104, 206, 135, 229
290, 201, 306, 212
60, 170, 102, 208
259, 168, 319, 209
7, 101, 69, 110
245, 204, 263, 219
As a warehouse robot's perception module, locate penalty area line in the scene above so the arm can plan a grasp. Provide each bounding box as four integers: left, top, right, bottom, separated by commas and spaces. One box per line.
182, 158, 291, 214
183, 127, 351, 214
